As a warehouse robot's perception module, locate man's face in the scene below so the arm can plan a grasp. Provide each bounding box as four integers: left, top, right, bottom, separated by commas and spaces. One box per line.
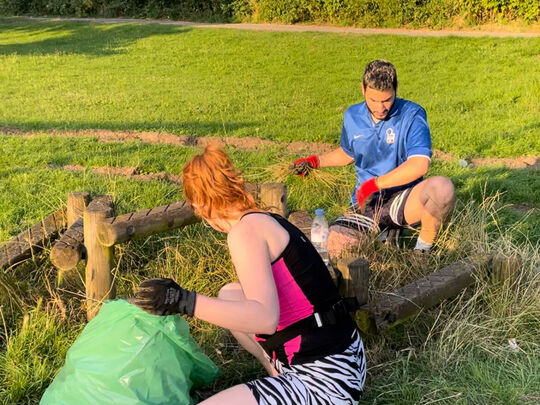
362, 84, 396, 122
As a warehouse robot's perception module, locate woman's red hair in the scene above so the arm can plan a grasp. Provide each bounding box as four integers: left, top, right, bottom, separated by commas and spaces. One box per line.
182, 145, 257, 220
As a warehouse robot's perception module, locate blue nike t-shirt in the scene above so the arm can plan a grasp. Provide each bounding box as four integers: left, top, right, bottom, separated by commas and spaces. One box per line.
340, 97, 432, 204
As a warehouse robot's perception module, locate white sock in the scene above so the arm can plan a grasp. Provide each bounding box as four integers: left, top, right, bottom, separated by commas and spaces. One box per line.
414, 237, 433, 251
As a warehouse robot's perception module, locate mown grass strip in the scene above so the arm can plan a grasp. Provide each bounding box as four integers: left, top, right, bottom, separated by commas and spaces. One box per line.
0, 18, 539, 157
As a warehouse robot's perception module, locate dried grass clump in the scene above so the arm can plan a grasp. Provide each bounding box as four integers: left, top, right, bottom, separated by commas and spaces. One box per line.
261, 161, 344, 188
249, 160, 352, 203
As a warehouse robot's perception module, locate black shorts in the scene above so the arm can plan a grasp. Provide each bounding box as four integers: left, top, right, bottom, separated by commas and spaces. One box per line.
332, 186, 418, 233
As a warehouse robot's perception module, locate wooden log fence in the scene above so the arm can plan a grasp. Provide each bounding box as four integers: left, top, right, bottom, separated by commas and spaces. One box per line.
50, 192, 91, 271
10, 183, 507, 331
46, 183, 288, 320
0, 208, 66, 270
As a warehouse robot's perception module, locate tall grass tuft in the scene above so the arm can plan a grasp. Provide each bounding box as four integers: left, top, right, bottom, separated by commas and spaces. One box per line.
357, 192, 540, 403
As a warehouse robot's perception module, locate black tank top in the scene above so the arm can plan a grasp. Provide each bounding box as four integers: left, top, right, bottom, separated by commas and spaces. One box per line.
240, 212, 356, 365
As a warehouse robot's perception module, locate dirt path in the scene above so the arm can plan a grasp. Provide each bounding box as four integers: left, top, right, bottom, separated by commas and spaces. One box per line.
45, 162, 538, 216
18, 16, 540, 38
2, 126, 539, 169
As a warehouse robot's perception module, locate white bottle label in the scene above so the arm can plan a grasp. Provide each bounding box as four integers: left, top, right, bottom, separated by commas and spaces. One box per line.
311, 227, 328, 244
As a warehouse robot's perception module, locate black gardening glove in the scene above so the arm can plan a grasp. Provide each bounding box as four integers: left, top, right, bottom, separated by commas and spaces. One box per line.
133, 278, 197, 316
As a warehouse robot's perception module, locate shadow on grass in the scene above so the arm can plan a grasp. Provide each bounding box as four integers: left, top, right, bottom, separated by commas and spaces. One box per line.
0, 18, 191, 56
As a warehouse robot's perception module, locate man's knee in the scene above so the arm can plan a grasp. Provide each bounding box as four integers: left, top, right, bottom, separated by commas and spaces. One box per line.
424, 176, 455, 212
328, 225, 369, 261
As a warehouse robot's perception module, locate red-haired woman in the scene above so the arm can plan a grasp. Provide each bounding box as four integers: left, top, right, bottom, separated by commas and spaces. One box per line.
134, 145, 366, 405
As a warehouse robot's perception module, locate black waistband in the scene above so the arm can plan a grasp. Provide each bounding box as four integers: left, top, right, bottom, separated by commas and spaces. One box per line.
258, 298, 359, 355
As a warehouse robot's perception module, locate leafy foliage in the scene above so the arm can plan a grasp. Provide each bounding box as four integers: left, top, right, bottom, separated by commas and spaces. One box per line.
0, 0, 538, 25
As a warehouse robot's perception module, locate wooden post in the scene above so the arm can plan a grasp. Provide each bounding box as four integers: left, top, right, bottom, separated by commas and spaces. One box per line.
84, 195, 114, 320
336, 257, 370, 305
259, 183, 288, 217
67, 192, 91, 226
245, 183, 260, 201
287, 210, 312, 237
490, 253, 521, 285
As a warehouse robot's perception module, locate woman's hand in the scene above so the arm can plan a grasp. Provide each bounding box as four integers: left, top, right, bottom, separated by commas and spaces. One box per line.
133, 278, 197, 316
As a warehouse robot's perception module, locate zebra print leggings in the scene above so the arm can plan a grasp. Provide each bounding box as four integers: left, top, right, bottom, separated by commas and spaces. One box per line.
245, 330, 366, 405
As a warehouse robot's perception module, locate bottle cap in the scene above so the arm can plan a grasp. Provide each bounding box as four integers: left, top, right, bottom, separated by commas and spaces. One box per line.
314, 208, 325, 216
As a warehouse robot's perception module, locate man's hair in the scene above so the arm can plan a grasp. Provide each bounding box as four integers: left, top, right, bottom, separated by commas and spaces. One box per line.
182, 145, 257, 221
362, 60, 398, 92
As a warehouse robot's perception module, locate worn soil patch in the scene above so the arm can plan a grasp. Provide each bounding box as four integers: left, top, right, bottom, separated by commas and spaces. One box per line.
5, 127, 538, 170
47, 163, 539, 216
1, 127, 334, 154
471, 156, 540, 169
509, 203, 538, 215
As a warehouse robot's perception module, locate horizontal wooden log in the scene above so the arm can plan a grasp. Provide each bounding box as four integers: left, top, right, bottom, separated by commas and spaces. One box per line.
355, 257, 486, 334
0, 208, 67, 270
50, 217, 85, 271
50, 193, 96, 271
97, 200, 199, 247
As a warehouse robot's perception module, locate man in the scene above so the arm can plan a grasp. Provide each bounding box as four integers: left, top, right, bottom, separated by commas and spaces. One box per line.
291, 60, 455, 258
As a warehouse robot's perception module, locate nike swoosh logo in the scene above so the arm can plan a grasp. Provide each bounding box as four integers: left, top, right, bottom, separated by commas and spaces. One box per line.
353, 134, 365, 139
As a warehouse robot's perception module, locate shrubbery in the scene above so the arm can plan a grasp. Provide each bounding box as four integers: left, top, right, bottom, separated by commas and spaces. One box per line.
250, 0, 539, 26
0, 0, 538, 26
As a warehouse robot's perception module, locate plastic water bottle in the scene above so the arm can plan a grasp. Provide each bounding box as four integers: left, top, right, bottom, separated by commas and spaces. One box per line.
311, 208, 329, 265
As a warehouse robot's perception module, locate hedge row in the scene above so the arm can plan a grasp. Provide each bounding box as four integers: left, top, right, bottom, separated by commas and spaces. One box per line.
0, 0, 538, 26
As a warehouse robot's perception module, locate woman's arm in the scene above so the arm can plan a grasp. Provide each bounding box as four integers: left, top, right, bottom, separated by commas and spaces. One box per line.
193, 221, 280, 334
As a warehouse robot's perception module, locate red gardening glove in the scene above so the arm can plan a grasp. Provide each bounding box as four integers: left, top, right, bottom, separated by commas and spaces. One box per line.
289, 155, 320, 177
355, 178, 379, 212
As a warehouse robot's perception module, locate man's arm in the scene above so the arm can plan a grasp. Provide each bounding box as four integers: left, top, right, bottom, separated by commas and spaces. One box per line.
376, 156, 430, 189
355, 156, 430, 209
290, 146, 353, 176
319, 147, 354, 167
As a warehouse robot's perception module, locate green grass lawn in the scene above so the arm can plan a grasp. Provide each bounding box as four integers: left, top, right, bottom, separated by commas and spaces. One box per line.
0, 18, 539, 405
0, 18, 539, 157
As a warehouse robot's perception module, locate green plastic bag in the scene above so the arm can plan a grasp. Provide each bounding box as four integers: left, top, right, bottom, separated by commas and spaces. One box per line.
40, 299, 219, 405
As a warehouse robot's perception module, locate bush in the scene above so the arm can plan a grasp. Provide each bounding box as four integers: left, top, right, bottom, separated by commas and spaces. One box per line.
0, 0, 251, 21
250, 0, 539, 26
0, 0, 537, 26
